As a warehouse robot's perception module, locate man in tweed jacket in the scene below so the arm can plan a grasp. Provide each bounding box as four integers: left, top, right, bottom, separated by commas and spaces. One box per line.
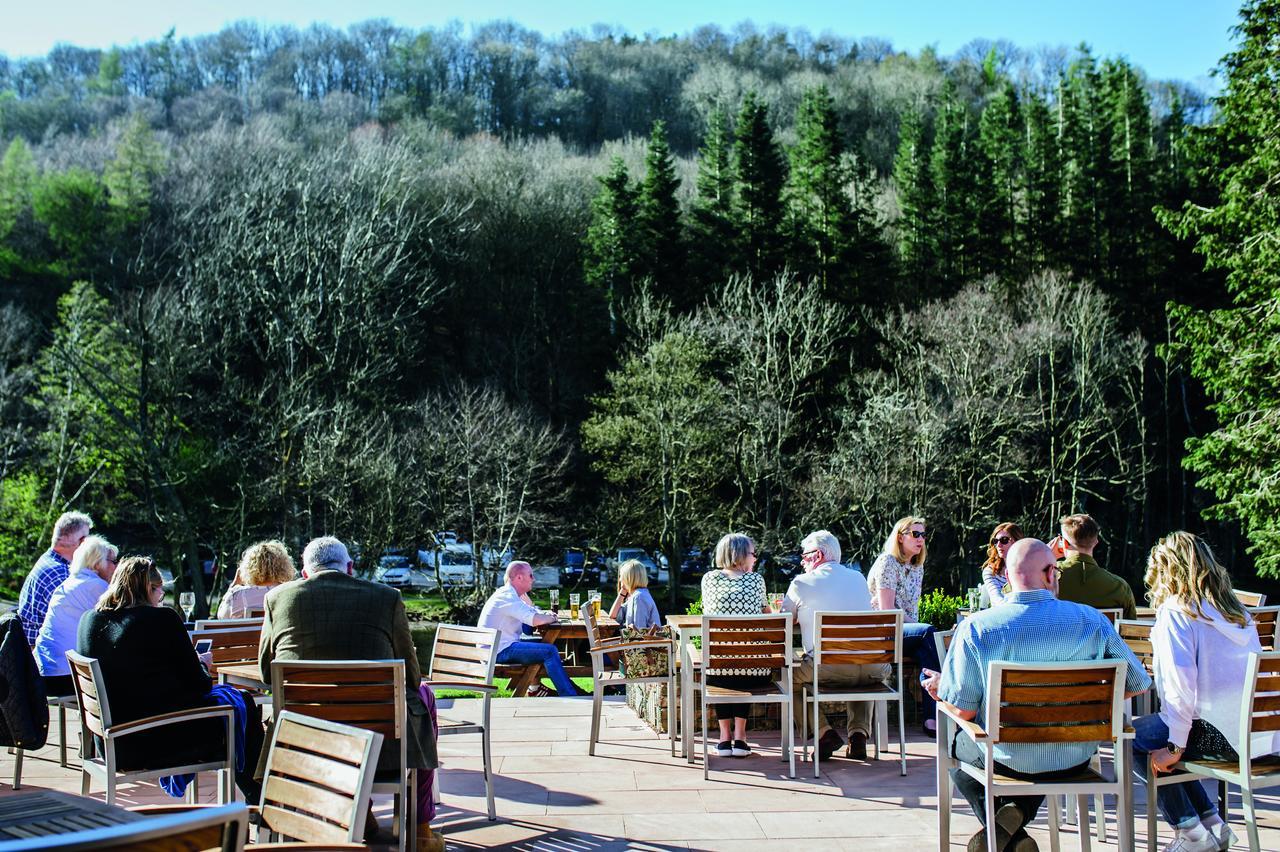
258, 535, 437, 774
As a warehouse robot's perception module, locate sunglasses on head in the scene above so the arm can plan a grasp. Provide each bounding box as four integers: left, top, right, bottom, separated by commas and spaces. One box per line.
902, 530, 925, 540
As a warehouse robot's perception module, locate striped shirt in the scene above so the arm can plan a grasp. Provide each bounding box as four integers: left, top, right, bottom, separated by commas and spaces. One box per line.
17, 550, 72, 646
939, 588, 1151, 773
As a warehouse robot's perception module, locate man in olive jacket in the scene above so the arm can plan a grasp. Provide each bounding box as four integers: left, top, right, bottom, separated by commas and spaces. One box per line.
258, 536, 437, 798
1054, 514, 1138, 620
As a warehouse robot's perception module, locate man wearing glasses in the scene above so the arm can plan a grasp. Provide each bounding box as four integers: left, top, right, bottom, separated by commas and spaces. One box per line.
16, 511, 92, 647
932, 538, 1150, 852
782, 530, 883, 761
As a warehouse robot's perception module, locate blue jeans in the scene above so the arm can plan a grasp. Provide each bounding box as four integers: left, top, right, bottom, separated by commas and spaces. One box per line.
951, 729, 1090, 827
497, 641, 579, 697
903, 622, 940, 724
1132, 714, 1229, 830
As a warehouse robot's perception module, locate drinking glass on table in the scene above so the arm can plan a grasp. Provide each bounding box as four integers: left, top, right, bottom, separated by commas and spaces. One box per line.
548, 588, 560, 614
769, 593, 784, 613
569, 593, 581, 619
179, 591, 195, 621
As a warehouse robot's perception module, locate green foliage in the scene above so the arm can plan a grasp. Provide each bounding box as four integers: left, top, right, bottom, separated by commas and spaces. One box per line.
0, 472, 52, 596
685, 596, 703, 616
688, 107, 737, 293
892, 109, 934, 293
918, 589, 966, 630
104, 113, 166, 230
583, 156, 639, 334
90, 48, 125, 97
31, 168, 110, 270
929, 81, 977, 289
732, 91, 786, 280
1159, 0, 1280, 576
635, 121, 685, 305
0, 138, 37, 244
788, 85, 854, 298
975, 81, 1022, 278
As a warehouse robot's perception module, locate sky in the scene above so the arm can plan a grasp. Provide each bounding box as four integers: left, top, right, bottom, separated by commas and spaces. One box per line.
2, 0, 1241, 87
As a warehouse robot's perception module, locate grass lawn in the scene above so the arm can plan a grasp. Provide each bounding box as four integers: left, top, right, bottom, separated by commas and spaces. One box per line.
432, 676, 595, 699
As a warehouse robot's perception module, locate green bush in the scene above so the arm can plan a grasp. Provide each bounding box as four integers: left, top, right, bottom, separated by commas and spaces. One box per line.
918, 588, 966, 630
685, 596, 702, 615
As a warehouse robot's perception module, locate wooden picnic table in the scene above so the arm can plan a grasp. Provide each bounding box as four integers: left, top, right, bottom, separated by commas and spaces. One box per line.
499, 617, 622, 697
0, 790, 143, 842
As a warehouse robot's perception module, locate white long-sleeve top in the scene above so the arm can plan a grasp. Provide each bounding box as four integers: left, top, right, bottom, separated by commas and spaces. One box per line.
1152, 600, 1280, 756
981, 567, 1009, 606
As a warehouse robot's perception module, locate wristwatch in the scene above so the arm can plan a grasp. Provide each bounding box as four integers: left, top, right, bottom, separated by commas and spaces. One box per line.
1166, 742, 1183, 756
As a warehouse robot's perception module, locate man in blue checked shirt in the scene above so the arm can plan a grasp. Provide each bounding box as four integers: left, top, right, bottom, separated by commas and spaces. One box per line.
16, 511, 93, 646
931, 538, 1151, 852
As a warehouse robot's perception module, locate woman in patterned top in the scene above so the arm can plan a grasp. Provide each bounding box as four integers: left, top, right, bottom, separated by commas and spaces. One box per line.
980, 522, 1023, 607
701, 532, 769, 758
868, 516, 943, 736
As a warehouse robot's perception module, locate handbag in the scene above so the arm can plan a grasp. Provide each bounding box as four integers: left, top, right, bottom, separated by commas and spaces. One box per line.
618, 625, 672, 678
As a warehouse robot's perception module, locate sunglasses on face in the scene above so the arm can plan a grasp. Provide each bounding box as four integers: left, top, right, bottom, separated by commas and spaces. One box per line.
993, 536, 1013, 546
902, 530, 926, 540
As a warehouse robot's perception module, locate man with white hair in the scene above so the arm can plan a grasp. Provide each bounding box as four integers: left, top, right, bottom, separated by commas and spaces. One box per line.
17, 511, 92, 646
782, 530, 883, 762
477, 561, 579, 697
933, 538, 1151, 852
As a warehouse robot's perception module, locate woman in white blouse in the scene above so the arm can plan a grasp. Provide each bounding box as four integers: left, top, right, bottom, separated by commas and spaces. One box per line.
980, 522, 1023, 606
1134, 532, 1279, 852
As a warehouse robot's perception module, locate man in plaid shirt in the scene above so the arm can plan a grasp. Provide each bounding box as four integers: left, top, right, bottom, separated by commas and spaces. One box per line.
16, 511, 92, 646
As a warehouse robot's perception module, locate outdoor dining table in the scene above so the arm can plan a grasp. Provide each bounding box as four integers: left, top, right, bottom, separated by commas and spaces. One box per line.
214, 660, 269, 692
0, 790, 143, 845
499, 616, 622, 696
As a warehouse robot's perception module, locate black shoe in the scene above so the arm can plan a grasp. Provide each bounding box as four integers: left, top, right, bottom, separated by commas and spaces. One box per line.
715, 740, 733, 757
1008, 828, 1039, 852
846, 731, 868, 761
966, 804, 1028, 852
731, 739, 752, 758
817, 729, 843, 762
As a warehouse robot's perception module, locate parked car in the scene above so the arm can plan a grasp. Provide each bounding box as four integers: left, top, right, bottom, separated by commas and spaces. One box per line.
561, 548, 598, 585
377, 554, 413, 588
419, 544, 476, 586
613, 547, 667, 584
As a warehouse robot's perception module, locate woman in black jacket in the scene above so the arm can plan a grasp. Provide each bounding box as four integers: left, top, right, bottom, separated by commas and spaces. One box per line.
77, 556, 263, 801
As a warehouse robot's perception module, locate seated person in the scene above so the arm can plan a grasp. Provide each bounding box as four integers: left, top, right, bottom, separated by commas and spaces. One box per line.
783, 529, 886, 761
980, 522, 1022, 607
1053, 513, 1137, 619
609, 559, 661, 629
35, 535, 117, 697
933, 538, 1150, 852
77, 556, 265, 802
478, 561, 580, 697
217, 539, 296, 619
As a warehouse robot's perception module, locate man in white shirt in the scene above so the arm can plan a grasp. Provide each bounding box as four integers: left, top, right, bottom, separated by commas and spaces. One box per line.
782, 530, 887, 761
478, 561, 580, 696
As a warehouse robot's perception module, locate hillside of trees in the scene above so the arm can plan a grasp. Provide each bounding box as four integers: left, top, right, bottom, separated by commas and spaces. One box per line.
1, 4, 1276, 612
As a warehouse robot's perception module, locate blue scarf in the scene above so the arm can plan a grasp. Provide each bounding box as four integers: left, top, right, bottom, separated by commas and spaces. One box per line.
160, 684, 247, 798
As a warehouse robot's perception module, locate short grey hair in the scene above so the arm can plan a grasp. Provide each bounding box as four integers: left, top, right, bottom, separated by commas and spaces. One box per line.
504, 560, 533, 584
714, 533, 754, 571
302, 536, 351, 572
801, 530, 841, 565
70, 535, 116, 574
51, 511, 93, 550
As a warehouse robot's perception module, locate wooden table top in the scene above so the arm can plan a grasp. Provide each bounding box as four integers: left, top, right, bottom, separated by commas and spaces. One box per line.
665, 615, 702, 631
0, 790, 143, 841
214, 661, 268, 689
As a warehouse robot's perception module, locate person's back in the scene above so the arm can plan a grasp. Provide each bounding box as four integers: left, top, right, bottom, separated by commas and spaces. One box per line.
35, 568, 109, 679
786, 562, 871, 655
620, 587, 661, 629
1057, 552, 1137, 618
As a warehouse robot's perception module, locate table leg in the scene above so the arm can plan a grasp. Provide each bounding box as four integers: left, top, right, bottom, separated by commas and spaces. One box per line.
682, 639, 695, 764
509, 664, 545, 697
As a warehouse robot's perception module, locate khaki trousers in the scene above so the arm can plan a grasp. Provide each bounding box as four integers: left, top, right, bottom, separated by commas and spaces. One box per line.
792, 659, 890, 739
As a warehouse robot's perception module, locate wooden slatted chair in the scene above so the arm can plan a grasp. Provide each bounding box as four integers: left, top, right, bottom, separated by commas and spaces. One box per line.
932, 628, 955, 665
800, 610, 905, 777
270, 660, 414, 852
1235, 590, 1267, 608
255, 710, 383, 845
1249, 605, 1280, 651
1095, 608, 1124, 627
582, 604, 677, 758
1116, 619, 1157, 716
425, 624, 500, 821
65, 650, 236, 805
1138, 650, 1280, 852
191, 626, 262, 668
936, 660, 1133, 852
700, 613, 795, 780
194, 617, 265, 631
0, 802, 250, 851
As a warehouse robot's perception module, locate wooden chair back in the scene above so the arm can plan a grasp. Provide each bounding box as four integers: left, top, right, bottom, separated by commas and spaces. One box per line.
194, 617, 264, 631
1096, 608, 1123, 626
987, 660, 1126, 744
1249, 606, 1280, 651
1236, 589, 1267, 608
428, 624, 499, 688
701, 614, 792, 677
190, 626, 261, 668
66, 650, 111, 740
270, 660, 405, 743
813, 610, 901, 670
1244, 652, 1280, 746
258, 710, 383, 844
934, 628, 955, 663
583, 602, 601, 648
1116, 619, 1156, 676
3, 803, 249, 851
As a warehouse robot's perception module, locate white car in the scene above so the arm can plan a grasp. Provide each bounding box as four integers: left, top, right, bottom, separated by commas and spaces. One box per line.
615, 547, 667, 584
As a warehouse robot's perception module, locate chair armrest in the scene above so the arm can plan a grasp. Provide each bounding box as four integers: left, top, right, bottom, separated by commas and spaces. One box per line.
423, 680, 499, 693
590, 639, 671, 653
937, 702, 987, 741
127, 804, 213, 815
107, 705, 234, 737
247, 844, 368, 850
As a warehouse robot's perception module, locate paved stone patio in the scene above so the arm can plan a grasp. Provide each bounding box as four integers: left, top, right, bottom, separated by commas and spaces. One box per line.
4, 696, 1280, 850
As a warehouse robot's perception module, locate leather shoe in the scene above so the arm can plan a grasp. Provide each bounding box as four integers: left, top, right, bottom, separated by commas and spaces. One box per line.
817, 729, 843, 762
846, 731, 868, 761
1008, 828, 1039, 852
966, 803, 1027, 852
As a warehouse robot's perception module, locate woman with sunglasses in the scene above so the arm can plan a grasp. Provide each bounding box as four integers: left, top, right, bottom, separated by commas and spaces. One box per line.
868, 516, 943, 736
980, 522, 1024, 607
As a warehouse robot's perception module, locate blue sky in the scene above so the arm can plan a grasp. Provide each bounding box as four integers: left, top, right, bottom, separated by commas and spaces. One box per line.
4, 1, 1241, 86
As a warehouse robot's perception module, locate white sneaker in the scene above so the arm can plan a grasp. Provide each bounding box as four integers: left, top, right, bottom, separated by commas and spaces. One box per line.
715, 741, 733, 757
1163, 829, 1220, 852
1208, 822, 1238, 851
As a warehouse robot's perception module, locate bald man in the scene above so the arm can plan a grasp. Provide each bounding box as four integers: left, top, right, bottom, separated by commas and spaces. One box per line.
932, 539, 1151, 852
477, 561, 581, 697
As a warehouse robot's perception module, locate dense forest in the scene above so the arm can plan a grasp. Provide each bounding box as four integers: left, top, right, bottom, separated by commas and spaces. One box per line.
1, 2, 1276, 613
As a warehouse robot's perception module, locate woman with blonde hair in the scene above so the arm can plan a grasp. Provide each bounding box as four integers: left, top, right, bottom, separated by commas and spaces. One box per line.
868, 515, 942, 736
78, 556, 266, 802
217, 540, 296, 618
980, 522, 1024, 607
609, 559, 660, 629
34, 535, 118, 696
1133, 531, 1278, 852
700, 532, 770, 758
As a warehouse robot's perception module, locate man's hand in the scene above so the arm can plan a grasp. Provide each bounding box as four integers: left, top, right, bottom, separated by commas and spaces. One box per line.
1150, 747, 1181, 774
921, 667, 942, 700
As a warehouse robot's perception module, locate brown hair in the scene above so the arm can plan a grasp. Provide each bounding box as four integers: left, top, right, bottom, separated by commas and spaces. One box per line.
981, 522, 1024, 578
1144, 531, 1249, 628
237, 540, 297, 587
1060, 513, 1100, 548
96, 556, 163, 611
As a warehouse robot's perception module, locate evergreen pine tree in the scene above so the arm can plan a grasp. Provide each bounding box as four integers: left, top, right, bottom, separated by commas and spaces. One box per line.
635, 120, 685, 307
1057, 47, 1107, 278
0, 138, 38, 244
976, 81, 1022, 280
583, 157, 639, 336
733, 91, 787, 282
788, 85, 855, 298
1099, 58, 1156, 301
689, 107, 737, 297
103, 113, 166, 232
929, 81, 978, 291
1022, 89, 1061, 268
893, 108, 936, 293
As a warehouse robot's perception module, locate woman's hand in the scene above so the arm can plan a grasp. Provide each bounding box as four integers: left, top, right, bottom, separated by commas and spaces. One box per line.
1150, 747, 1181, 774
